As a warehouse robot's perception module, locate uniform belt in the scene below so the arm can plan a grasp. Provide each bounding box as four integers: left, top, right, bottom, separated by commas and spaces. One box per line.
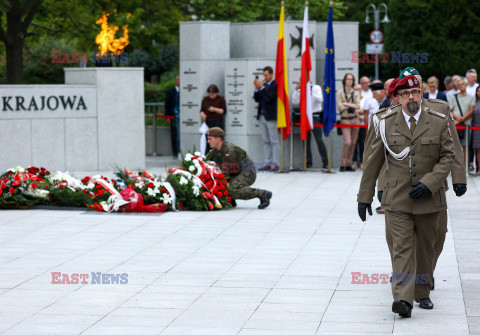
341, 116, 356, 120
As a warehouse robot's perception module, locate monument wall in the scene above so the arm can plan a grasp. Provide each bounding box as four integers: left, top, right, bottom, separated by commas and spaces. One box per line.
0, 68, 145, 171
180, 20, 358, 168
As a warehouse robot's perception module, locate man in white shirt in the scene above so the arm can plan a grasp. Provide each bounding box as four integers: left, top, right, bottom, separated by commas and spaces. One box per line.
466, 69, 479, 97
360, 76, 373, 101
446, 74, 461, 102
291, 82, 328, 169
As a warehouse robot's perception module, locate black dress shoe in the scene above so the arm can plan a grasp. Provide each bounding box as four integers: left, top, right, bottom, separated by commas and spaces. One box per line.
307, 163, 312, 168
322, 163, 328, 170
339, 166, 346, 172
392, 300, 412, 318
230, 199, 237, 207
258, 190, 272, 209
345, 166, 355, 171
414, 297, 434, 309
431, 277, 435, 291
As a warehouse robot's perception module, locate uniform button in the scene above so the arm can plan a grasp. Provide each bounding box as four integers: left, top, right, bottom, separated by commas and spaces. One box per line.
413, 173, 417, 177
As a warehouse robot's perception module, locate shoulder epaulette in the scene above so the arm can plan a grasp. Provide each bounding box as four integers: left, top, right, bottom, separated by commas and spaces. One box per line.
427, 98, 448, 105
428, 109, 446, 118
381, 108, 397, 119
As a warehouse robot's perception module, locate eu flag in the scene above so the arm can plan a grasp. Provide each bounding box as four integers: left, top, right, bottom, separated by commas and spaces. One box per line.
323, 5, 336, 137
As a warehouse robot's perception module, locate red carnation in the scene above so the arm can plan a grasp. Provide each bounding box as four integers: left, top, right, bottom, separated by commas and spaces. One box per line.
212, 186, 219, 194
161, 187, 166, 192
224, 190, 229, 196
31, 183, 38, 189
59, 185, 65, 189
12, 180, 20, 186
227, 196, 232, 202
9, 187, 15, 194
220, 185, 225, 191
147, 182, 154, 188
207, 203, 214, 210
1, 183, 6, 189
0, 188, 2, 196
217, 192, 223, 198
82, 189, 87, 194
95, 184, 102, 189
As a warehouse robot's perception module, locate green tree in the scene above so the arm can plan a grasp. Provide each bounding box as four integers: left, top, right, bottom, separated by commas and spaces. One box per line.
0, 0, 43, 83
383, 0, 480, 84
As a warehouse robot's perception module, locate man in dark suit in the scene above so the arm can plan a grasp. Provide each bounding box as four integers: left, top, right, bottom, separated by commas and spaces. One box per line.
253, 66, 280, 172
423, 76, 448, 102
164, 76, 180, 156
379, 78, 396, 109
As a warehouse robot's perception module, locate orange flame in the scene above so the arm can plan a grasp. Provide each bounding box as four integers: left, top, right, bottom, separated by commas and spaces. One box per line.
95, 12, 129, 55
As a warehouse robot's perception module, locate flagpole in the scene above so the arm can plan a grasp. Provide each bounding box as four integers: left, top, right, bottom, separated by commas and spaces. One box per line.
280, 128, 284, 172
304, 139, 307, 172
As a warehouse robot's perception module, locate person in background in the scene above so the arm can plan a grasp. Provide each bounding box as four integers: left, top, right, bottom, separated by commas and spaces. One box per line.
472, 86, 480, 175
423, 76, 447, 102
292, 82, 328, 169
379, 78, 395, 109
446, 75, 461, 102
449, 77, 475, 168
254, 66, 280, 172
360, 76, 372, 101
422, 82, 429, 95
442, 76, 453, 96
336, 73, 360, 172
200, 84, 227, 153
164, 76, 180, 157
466, 69, 479, 97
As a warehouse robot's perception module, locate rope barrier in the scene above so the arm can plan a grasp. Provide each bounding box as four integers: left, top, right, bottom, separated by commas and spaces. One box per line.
155, 114, 174, 119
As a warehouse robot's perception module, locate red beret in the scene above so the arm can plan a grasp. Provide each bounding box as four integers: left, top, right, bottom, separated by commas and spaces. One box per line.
394, 75, 420, 95
387, 78, 399, 98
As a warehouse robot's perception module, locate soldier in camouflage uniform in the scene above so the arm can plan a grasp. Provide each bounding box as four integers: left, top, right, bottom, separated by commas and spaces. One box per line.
205, 127, 272, 209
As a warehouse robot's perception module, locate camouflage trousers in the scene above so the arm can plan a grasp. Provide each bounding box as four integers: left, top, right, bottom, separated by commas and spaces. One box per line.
228, 173, 263, 200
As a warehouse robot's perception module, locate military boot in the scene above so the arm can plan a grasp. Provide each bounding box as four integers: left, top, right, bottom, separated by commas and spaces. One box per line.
258, 190, 272, 209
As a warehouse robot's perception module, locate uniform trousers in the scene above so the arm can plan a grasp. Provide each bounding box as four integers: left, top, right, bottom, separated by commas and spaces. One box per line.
228, 173, 263, 200
385, 209, 447, 281
385, 210, 439, 305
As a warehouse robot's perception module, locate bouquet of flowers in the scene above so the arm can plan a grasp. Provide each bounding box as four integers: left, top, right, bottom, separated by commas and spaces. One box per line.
0, 166, 49, 209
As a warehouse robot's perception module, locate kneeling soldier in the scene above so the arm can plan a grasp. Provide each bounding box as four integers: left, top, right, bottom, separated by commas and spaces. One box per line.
205, 127, 272, 209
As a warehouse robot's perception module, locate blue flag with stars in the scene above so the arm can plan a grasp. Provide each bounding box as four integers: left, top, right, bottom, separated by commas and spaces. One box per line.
323, 5, 336, 137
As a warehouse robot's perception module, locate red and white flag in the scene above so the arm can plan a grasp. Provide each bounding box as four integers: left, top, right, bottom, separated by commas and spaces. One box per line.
299, 5, 313, 141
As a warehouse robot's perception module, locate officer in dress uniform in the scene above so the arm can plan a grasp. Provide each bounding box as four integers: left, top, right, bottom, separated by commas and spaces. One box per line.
363, 70, 467, 300
357, 75, 456, 318
205, 127, 272, 209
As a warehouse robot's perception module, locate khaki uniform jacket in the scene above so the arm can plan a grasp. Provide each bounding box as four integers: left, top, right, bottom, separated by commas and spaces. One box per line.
363, 99, 466, 193
358, 101, 455, 214
205, 142, 255, 178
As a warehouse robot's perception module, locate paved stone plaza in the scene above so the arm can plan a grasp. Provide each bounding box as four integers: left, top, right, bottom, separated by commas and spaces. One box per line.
1, 162, 479, 334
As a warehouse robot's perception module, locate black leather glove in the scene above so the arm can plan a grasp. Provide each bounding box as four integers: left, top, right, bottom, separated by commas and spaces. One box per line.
377, 191, 383, 203
409, 182, 432, 199
453, 184, 467, 197
358, 203, 372, 222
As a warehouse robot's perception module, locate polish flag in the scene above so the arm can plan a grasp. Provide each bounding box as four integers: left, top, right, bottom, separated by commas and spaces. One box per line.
299, 5, 313, 141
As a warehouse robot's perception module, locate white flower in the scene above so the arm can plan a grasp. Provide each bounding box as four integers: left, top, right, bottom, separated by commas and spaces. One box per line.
87, 182, 95, 189
184, 153, 193, 161
135, 181, 145, 188
179, 176, 188, 185
147, 188, 155, 196
92, 175, 101, 180
188, 166, 196, 172
192, 185, 200, 197
194, 151, 202, 156
162, 194, 172, 204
